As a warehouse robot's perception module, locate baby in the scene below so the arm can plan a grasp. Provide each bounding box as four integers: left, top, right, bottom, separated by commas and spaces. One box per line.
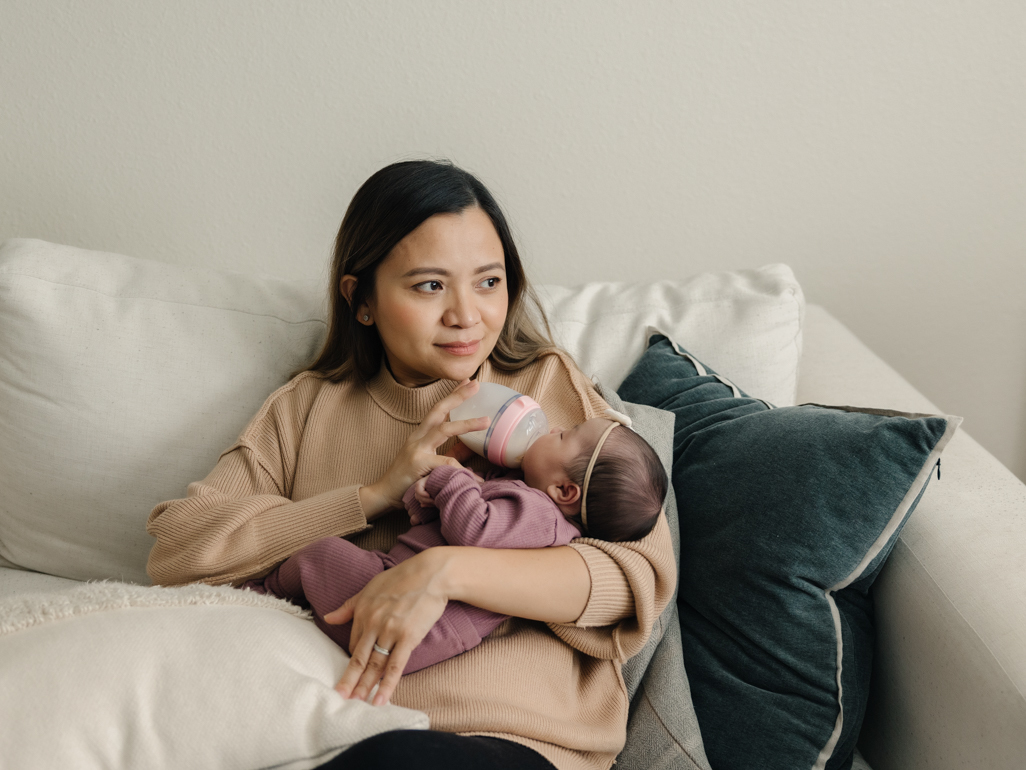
244, 409, 667, 673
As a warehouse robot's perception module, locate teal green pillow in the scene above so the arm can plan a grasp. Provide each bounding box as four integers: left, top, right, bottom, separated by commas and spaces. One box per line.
618, 334, 960, 770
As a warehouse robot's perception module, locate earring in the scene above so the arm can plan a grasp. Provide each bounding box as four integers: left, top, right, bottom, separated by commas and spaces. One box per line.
362, 315, 370, 322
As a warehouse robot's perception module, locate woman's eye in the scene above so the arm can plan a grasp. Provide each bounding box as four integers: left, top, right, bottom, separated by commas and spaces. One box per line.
478, 277, 501, 289
415, 280, 443, 293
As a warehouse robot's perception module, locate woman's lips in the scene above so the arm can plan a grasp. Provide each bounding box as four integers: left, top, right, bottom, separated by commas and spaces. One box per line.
437, 340, 480, 356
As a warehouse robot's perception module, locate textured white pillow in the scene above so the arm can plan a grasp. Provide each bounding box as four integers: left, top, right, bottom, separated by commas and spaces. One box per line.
0, 239, 327, 583
0, 239, 803, 585
538, 264, 804, 406
0, 582, 428, 770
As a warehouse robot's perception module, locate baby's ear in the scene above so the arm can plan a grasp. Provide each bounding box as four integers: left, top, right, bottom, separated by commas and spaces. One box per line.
548, 480, 581, 507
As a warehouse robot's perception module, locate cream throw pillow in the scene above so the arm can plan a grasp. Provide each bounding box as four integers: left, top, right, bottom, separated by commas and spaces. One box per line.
0, 582, 428, 770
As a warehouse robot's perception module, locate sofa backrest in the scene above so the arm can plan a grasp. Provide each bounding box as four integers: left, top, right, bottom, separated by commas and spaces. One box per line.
0, 238, 803, 583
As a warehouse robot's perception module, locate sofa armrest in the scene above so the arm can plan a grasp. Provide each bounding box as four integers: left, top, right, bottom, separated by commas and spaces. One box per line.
798, 305, 1026, 769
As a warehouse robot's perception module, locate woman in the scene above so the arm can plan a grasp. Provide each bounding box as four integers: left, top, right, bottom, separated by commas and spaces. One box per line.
146, 160, 675, 770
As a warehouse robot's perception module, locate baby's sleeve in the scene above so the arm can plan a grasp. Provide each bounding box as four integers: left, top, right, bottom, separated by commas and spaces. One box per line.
426, 467, 576, 549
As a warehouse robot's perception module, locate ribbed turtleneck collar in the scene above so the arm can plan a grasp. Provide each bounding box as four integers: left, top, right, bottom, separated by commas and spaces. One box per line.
365, 363, 489, 424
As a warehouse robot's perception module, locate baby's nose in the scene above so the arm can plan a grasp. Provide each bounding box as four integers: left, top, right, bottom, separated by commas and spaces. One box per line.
550, 426, 563, 434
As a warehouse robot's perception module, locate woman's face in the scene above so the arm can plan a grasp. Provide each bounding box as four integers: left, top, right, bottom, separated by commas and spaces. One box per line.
358, 206, 509, 387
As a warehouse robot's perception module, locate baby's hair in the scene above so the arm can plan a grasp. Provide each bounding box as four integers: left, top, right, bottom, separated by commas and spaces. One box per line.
566, 424, 667, 542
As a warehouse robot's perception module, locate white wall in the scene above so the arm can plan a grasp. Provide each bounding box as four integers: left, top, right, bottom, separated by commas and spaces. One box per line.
2, 1, 1024, 481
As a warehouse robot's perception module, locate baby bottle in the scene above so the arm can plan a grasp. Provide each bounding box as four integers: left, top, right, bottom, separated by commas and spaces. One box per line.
450, 382, 549, 468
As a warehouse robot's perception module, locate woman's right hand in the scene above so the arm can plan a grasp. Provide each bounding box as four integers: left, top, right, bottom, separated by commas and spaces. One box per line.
361, 379, 489, 518
326, 546, 454, 705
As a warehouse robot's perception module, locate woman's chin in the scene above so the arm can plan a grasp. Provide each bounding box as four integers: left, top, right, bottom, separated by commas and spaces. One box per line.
439, 359, 485, 382
395, 360, 483, 387
429, 350, 491, 382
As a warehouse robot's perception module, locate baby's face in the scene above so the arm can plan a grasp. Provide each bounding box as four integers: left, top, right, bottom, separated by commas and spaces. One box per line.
521, 417, 614, 493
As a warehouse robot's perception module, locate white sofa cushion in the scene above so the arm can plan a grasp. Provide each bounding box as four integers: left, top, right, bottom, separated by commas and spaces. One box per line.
0, 581, 428, 770
0, 239, 803, 584
0, 239, 327, 583
538, 265, 803, 406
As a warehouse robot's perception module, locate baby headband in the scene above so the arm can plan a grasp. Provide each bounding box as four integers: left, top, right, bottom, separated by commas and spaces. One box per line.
580, 409, 633, 532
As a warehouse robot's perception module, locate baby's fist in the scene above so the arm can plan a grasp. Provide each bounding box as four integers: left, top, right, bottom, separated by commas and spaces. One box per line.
407, 476, 439, 524
413, 476, 436, 509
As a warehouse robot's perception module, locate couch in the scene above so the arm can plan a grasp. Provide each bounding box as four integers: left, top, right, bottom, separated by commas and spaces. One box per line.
1, 238, 1023, 769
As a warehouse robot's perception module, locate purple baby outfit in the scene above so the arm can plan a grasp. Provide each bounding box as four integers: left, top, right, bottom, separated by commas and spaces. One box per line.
245, 465, 580, 673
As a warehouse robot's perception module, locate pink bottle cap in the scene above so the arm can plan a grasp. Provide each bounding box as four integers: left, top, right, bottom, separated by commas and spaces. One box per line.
483, 394, 543, 466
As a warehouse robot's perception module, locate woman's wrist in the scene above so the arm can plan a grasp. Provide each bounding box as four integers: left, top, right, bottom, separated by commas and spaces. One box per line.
415, 546, 459, 601
358, 482, 393, 522
428, 546, 470, 603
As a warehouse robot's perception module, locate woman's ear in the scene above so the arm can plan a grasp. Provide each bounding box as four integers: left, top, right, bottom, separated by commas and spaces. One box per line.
340, 275, 373, 325
339, 275, 358, 306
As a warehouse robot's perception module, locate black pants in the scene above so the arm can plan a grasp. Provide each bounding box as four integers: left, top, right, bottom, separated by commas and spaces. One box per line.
313, 730, 558, 770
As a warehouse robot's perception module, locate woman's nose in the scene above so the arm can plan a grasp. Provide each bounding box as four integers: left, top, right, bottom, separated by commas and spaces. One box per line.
442, 289, 481, 327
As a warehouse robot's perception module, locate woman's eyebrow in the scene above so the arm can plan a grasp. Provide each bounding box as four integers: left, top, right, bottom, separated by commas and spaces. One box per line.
401, 262, 505, 278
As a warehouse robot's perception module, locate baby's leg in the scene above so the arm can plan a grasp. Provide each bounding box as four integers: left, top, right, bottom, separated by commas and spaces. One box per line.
246, 537, 509, 672
244, 537, 392, 652
402, 602, 510, 673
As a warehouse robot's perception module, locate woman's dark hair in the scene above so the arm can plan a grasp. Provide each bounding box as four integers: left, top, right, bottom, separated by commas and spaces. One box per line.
298, 159, 557, 382
566, 426, 667, 542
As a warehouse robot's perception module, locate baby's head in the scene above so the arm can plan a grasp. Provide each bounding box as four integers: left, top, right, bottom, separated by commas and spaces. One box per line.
521, 414, 667, 542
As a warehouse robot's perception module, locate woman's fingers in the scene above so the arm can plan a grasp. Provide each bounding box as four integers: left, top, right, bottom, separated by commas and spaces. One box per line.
332, 552, 450, 704
323, 599, 354, 626
344, 632, 416, 706
409, 379, 476, 437
430, 378, 478, 417
349, 638, 397, 704
371, 638, 416, 705
334, 626, 378, 699
436, 415, 489, 439
370, 381, 486, 509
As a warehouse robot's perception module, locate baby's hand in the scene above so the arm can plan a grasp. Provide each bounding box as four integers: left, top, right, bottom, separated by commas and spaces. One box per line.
408, 477, 436, 524
414, 476, 435, 507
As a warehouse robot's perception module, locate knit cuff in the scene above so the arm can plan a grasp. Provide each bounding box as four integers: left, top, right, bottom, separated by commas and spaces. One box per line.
263, 484, 370, 546
567, 542, 635, 627
334, 485, 372, 536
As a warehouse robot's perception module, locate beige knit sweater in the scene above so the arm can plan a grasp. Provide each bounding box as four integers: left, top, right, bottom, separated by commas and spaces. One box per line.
147, 350, 676, 770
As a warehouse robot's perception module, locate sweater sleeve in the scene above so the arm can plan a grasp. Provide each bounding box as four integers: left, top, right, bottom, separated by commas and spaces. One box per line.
553, 512, 676, 661
146, 375, 370, 587
424, 466, 580, 549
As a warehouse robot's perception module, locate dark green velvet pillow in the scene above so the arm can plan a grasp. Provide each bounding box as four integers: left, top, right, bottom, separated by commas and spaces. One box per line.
618, 334, 960, 770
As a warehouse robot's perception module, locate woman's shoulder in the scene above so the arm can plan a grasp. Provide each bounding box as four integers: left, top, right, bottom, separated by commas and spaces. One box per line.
235, 370, 359, 443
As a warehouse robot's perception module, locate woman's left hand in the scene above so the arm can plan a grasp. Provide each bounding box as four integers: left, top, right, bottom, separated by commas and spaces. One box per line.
324, 548, 452, 706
